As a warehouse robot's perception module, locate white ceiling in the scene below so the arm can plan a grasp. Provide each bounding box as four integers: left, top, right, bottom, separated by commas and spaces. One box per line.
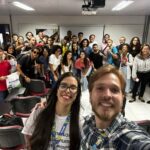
0, 0, 150, 16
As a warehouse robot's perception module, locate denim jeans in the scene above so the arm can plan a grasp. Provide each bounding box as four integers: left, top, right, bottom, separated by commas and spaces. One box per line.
120, 66, 131, 93
81, 66, 92, 91
0, 90, 8, 102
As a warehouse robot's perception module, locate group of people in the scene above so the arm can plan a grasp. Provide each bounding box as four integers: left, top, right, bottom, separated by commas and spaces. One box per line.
0, 30, 150, 102
0, 29, 150, 149
22, 65, 150, 150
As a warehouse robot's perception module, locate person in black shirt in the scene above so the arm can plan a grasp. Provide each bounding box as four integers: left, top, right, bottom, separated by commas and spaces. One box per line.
17, 47, 42, 86
89, 44, 103, 71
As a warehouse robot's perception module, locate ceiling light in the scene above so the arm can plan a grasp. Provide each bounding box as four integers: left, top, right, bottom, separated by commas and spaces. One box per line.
112, 0, 134, 11
12, 1, 35, 11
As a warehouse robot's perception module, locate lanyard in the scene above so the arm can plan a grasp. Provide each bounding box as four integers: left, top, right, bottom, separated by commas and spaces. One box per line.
91, 130, 107, 150
51, 113, 70, 149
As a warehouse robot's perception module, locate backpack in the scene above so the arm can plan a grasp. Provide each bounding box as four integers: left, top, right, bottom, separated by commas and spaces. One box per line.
0, 114, 23, 127
16, 51, 30, 63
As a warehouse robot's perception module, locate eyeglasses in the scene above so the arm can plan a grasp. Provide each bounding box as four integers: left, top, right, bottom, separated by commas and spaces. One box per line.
33, 51, 39, 55
59, 83, 78, 93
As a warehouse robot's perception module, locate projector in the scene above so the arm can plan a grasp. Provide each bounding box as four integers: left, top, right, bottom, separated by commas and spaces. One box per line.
82, 0, 105, 9
92, 0, 105, 8
81, 0, 105, 15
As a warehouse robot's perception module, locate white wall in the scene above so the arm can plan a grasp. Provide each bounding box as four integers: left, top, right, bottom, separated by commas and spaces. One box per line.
60, 25, 104, 42
105, 25, 144, 44
0, 16, 10, 23
0, 15, 146, 44
8, 15, 145, 32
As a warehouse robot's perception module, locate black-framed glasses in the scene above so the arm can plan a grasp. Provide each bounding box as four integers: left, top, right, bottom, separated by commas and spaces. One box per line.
59, 83, 78, 93
33, 51, 39, 55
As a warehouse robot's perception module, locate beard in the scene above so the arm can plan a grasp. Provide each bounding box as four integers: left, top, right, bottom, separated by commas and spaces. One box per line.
92, 107, 118, 122
91, 99, 120, 122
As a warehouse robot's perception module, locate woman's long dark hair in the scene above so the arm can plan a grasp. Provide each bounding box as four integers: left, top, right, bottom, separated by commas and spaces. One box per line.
62, 50, 73, 66
30, 72, 81, 150
129, 36, 141, 57
80, 38, 89, 48
80, 50, 89, 69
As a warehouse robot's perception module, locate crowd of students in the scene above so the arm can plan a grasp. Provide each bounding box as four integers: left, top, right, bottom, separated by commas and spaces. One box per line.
0, 30, 150, 103
0, 30, 150, 149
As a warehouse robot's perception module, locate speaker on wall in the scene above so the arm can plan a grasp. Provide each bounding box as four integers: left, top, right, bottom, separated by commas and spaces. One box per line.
93, 0, 105, 8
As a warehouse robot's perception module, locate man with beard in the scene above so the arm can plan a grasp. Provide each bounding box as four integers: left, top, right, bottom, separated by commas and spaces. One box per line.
89, 44, 103, 71
80, 64, 150, 149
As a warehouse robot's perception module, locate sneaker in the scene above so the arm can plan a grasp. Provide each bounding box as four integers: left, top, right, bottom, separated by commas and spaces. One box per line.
139, 97, 145, 102
129, 97, 136, 103
147, 101, 150, 104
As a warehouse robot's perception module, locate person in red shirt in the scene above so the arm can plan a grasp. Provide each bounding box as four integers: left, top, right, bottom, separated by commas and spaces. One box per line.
75, 51, 92, 91
0, 47, 11, 102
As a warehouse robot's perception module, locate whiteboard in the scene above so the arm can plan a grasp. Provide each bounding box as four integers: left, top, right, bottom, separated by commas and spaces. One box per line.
104, 25, 144, 45
60, 25, 104, 44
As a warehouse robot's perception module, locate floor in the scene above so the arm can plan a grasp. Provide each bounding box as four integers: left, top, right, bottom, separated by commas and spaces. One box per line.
80, 85, 150, 122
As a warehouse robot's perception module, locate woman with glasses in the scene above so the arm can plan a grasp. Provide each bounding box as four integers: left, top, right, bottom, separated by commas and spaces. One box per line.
22, 72, 81, 150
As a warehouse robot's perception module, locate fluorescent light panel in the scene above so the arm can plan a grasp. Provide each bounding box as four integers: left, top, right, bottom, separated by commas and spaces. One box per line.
112, 0, 134, 11
13, 1, 35, 11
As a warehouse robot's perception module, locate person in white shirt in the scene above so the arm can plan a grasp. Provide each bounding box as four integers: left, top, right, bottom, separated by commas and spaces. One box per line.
22, 72, 81, 150
130, 44, 150, 103
49, 45, 62, 88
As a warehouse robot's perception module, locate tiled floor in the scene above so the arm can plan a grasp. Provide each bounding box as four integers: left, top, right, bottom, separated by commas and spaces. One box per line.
80, 85, 150, 122
125, 85, 150, 121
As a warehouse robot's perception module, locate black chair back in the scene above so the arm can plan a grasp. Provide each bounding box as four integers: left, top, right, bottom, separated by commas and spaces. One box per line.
10, 96, 41, 117
0, 126, 25, 148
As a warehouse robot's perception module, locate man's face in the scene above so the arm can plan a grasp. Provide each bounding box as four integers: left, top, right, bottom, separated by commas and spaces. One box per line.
119, 37, 126, 45
32, 49, 40, 59
89, 35, 95, 43
13, 35, 18, 42
30, 37, 36, 45
90, 73, 124, 123
48, 38, 54, 45
93, 45, 98, 53
78, 34, 83, 40
72, 36, 78, 43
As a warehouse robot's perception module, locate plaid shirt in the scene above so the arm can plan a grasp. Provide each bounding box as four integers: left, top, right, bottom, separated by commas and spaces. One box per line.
80, 113, 150, 150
